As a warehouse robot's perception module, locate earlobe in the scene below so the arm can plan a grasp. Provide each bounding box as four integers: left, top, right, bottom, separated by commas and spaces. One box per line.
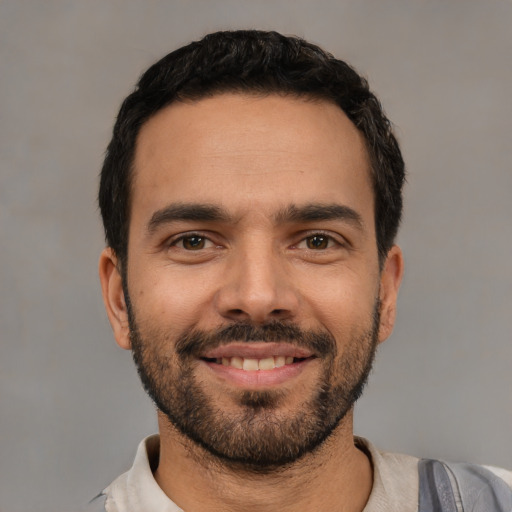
377, 245, 404, 343
98, 248, 132, 350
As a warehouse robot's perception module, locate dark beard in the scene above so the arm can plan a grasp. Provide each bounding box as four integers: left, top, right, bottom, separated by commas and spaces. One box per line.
127, 296, 380, 471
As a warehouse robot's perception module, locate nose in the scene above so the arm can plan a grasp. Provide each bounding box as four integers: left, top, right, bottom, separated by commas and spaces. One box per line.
214, 243, 300, 324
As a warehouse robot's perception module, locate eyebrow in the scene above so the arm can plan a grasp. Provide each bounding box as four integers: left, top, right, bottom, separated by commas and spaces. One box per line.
147, 201, 365, 234
147, 203, 231, 233
274, 203, 364, 230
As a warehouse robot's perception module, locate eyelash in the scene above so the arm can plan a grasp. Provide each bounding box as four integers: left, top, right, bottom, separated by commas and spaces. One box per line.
169, 232, 216, 250
293, 231, 345, 251
168, 231, 344, 251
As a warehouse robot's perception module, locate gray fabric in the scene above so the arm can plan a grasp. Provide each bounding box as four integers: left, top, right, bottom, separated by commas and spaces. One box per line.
419, 459, 512, 512
418, 459, 458, 512
82, 493, 107, 512
444, 461, 512, 512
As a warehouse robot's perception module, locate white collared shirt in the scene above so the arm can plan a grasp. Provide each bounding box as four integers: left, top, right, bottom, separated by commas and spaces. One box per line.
100, 434, 512, 512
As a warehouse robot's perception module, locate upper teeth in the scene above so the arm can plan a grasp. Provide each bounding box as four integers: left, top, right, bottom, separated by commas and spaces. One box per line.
216, 356, 294, 371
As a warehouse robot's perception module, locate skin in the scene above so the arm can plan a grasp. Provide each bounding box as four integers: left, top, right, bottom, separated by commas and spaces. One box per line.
99, 93, 403, 511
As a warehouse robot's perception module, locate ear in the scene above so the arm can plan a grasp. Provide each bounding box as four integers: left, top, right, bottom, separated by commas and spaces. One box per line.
377, 245, 404, 343
98, 248, 131, 350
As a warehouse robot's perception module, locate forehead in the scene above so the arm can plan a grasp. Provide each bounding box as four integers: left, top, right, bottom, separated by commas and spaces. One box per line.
131, 93, 374, 227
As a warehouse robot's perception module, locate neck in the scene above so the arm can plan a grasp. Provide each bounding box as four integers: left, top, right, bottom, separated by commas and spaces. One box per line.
154, 410, 372, 512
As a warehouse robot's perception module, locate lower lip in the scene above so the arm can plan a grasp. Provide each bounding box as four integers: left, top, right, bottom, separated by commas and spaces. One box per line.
202, 358, 315, 389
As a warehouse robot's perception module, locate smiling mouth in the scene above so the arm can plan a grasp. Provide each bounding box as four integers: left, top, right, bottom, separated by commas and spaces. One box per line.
201, 355, 314, 371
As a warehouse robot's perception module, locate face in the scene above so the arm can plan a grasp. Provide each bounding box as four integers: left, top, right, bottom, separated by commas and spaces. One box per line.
100, 93, 403, 469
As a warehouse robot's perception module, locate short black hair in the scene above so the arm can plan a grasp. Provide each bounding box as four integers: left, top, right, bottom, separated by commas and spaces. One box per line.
99, 30, 405, 270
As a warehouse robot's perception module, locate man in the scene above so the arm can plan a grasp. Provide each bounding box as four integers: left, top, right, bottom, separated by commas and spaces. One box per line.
91, 30, 512, 511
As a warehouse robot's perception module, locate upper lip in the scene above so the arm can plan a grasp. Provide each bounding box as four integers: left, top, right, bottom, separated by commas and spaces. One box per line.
201, 342, 315, 360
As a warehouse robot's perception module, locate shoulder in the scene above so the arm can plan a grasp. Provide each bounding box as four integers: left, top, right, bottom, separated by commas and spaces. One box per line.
82, 434, 169, 512
356, 437, 512, 512
483, 464, 512, 488
81, 492, 107, 512
356, 437, 420, 512
419, 458, 512, 511
420, 458, 512, 490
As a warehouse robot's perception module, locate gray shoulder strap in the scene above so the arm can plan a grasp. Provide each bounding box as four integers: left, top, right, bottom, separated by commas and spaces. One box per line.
419, 458, 512, 512
81, 492, 107, 512
418, 459, 458, 512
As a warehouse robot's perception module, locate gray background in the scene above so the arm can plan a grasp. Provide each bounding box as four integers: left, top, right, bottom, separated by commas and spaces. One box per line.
1, 1, 511, 511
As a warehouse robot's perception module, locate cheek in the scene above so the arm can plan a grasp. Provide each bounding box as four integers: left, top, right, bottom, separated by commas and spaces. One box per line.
300, 268, 379, 333
129, 267, 215, 332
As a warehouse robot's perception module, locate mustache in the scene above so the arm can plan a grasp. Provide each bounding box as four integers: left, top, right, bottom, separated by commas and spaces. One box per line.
175, 321, 337, 359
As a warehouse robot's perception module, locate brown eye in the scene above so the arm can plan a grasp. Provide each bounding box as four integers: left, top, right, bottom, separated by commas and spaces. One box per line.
181, 235, 206, 250
306, 235, 330, 250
